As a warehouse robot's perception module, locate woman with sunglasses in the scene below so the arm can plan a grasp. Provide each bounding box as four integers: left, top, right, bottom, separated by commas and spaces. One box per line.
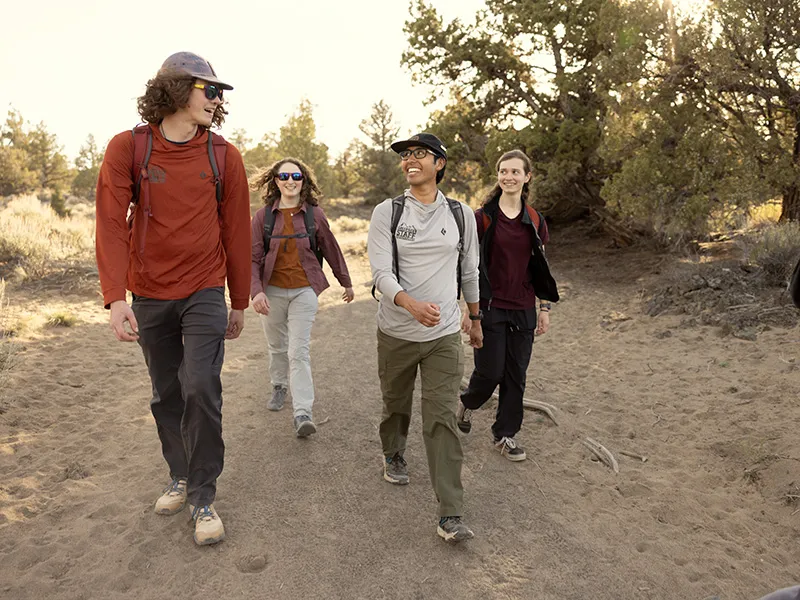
457, 149, 556, 462
250, 157, 354, 437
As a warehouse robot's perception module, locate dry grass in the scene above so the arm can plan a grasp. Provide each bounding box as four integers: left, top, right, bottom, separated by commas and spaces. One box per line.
329, 215, 369, 234
740, 221, 800, 286
45, 311, 79, 328
0, 279, 17, 391
0, 195, 94, 281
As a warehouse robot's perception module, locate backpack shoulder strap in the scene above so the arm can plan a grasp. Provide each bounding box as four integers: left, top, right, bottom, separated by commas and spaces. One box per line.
446, 197, 465, 300
372, 195, 406, 300
525, 205, 546, 242
131, 125, 152, 205
207, 131, 227, 204
263, 204, 277, 251
304, 205, 324, 266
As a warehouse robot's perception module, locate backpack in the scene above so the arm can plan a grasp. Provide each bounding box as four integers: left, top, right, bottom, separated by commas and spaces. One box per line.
480, 204, 559, 303
130, 123, 227, 213
263, 205, 324, 266
371, 194, 465, 300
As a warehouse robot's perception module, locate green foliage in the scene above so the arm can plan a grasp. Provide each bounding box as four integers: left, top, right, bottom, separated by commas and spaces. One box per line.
357, 100, 406, 205
332, 142, 364, 199
276, 100, 334, 195
71, 134, 103, 201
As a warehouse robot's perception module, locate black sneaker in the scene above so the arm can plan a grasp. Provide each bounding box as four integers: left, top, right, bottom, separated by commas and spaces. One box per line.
383, 453, 409, 485
294, 415, 316, 438
493, 436, 527, 461
456, 401, 473, 434
437, 516, 474, 542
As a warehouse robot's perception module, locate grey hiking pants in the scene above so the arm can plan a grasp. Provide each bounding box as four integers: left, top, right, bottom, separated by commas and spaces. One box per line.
132, 286, 228, 506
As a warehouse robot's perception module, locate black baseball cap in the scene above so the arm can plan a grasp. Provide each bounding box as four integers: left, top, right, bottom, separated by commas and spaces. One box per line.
158, 52, 233, 90
391, 133, 447, 160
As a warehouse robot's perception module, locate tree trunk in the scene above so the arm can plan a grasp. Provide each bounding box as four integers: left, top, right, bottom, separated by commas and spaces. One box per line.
780, 118, 800, 222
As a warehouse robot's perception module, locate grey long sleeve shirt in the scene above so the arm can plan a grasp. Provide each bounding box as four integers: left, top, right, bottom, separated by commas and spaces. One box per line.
367, 190, 479, 342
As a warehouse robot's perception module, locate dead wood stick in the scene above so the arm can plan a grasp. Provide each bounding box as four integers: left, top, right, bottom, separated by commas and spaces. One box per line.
583, 437, 620, 473
533, 479, 547, 499
522, 399, 559, 426
317, 417, 331, 426
619, 450, 648, 463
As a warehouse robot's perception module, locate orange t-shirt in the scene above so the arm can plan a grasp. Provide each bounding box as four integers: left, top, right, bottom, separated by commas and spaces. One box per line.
267, 208, 311, 289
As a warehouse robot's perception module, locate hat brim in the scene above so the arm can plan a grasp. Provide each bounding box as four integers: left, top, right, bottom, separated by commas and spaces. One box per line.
391, 139, 443, 157
190, 72, 233, 90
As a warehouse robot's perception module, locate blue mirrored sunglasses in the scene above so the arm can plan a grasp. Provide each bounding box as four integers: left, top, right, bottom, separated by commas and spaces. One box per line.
277, 172, 304, 181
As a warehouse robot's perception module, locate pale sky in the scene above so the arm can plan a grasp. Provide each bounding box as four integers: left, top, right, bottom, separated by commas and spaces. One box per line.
1, 0, 485, 161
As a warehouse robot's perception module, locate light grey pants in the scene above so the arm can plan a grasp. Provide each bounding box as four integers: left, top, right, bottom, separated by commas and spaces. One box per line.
260, 285, 318, 417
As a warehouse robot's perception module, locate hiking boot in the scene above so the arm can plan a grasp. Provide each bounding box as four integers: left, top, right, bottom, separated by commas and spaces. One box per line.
268, 385, 288, 411
494, 436, 527, 462
383, 452, 409, 485
190, 504, 226, 546
456, 401, 473, 434
437, 516, 474, 542
294, 415, 317, 438
154, 477, 187, 515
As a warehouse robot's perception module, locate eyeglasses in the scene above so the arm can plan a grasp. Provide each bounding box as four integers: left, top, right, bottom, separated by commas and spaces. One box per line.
399, 148, 435, 161
277, 172, 304, 181
193, 83, 224, 101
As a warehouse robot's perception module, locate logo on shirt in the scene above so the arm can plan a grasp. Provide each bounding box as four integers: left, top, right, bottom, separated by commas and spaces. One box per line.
395, 223, 417, 241
441, 228, 446, 236
148, 165, 166, 184
200, 171, 207, 179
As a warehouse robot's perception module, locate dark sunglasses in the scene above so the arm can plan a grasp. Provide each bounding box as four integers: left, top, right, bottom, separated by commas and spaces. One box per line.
277, 172, 304, 181
193, 83, 224, 101
399, 148, 435, 160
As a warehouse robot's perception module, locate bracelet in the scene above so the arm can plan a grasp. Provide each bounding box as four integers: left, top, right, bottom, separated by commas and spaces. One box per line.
539, 302, 552, 312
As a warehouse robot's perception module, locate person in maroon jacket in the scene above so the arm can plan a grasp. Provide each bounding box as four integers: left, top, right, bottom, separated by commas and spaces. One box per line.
456, 149, 552, 462
250, 157, 354, 437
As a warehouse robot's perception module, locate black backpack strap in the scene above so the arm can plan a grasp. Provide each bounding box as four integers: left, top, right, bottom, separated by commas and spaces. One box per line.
263, 204, 277, 253
304, 205, 323, 266
372, 195, 406, 300
207, 132, 227, 205
446, 197, 465, 300
131, 125, 152, 205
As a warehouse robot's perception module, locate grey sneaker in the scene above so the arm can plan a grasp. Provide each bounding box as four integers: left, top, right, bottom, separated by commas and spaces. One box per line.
294, 415, 316, 437
456, 401, 473, 434
383, 452, 409, 485
268, 385, 288, 411
437, 516, 474, 542
494, 436, 527, 461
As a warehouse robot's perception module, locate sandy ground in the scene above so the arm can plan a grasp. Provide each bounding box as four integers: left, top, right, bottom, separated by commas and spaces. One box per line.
1, 220, 799, 600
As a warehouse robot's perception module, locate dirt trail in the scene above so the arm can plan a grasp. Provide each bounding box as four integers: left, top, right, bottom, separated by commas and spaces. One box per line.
1, 223, 799, 600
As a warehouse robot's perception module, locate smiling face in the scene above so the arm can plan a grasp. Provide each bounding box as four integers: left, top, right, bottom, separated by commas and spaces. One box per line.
497, 157, 531, 196
276, 162, 303, 202
401, 146, 444, 186
183, 78, 222, 127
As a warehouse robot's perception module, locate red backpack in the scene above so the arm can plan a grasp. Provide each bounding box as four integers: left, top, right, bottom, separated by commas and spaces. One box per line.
481, 204, 542, 239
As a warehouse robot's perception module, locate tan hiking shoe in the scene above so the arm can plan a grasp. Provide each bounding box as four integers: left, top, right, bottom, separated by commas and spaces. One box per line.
154, 477, 188, 515
190, 504, 226, 546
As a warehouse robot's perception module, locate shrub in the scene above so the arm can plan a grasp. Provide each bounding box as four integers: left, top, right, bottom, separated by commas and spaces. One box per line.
741, 222, 800, 286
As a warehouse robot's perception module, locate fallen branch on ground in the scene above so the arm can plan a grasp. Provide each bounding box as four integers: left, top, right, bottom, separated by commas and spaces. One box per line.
522, 398, 560, 426
619, 450, 648, 463
583, 437, 619, 473
317, 417, 331, 426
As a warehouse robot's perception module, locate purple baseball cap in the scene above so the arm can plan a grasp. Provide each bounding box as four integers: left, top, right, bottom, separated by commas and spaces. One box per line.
159, 52, 233, 90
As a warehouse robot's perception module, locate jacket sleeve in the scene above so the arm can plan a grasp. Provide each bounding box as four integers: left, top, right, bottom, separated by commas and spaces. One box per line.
219, 143, 252, 310
367, 200, 404, 302
250, 207, 266, 299
459, 203, 480, 304
95, 131, 134, 309
314, 207, 352, 288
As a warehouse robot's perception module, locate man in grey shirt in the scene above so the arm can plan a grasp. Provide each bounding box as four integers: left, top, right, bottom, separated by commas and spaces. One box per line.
367, 133, 483, 542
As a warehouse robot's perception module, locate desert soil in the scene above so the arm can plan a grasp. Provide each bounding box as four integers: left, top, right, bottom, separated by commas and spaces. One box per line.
1, 215, 799, 600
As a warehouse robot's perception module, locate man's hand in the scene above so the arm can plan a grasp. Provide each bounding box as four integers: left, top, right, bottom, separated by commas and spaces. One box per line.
536, 311, 550, 336
342, 287, 355, 303
406, 299, 441, 327
252, 292, 270, 316
461, 310, 471, 334
226, 309, 244, 339
109, 300, 139, 342
469, 321, 483, 348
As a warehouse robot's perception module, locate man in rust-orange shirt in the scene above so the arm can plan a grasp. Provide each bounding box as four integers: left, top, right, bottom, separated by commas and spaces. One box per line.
95, 52, 250, 546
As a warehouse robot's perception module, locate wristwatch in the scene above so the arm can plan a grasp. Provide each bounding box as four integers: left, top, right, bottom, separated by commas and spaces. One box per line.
469, 310, 484, 321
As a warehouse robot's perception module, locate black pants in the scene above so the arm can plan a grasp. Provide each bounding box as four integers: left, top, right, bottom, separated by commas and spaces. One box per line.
460, 306, 536, 440
131, 287, 228, 506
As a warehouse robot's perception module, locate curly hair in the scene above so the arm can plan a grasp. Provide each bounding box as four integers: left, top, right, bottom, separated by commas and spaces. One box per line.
250, 157, 322, 207
137, 69, 227, 127
482, 149, 533, 207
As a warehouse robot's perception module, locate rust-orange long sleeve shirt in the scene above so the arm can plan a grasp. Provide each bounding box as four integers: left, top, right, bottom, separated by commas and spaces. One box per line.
95, 124, 251, 310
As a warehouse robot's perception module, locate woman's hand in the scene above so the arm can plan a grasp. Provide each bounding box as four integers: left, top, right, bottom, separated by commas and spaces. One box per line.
253, 292, 270, 316
342, 287, 355, 303
536, 311, 550, 335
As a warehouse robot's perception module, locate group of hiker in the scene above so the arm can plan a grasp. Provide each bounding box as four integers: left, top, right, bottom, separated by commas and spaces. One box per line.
95, 51, 557, 547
